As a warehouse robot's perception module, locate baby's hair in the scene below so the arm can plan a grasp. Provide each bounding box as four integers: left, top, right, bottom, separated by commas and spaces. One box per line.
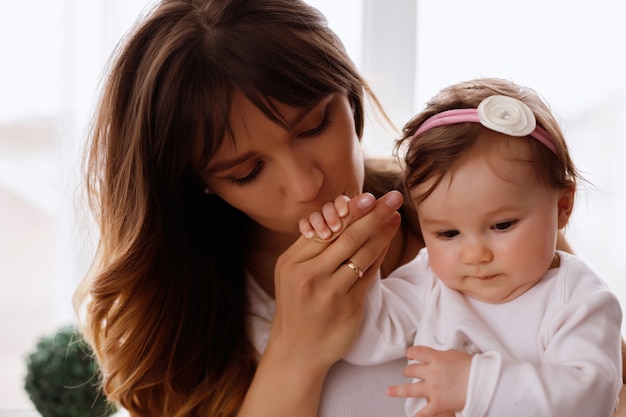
395, 78, 582, 204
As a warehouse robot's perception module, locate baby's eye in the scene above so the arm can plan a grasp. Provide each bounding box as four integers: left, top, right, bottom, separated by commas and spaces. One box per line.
492, 220, 517, 231
437, 230, 459, 239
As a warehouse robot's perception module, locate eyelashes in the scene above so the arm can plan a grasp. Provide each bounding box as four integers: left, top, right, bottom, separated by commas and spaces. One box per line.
230, 114, 333, 187
231, 161, 264, 186
436, 230, 459, 239
492, 220, 517, 231
434, 220, 519, 239
299, 114, 332, 137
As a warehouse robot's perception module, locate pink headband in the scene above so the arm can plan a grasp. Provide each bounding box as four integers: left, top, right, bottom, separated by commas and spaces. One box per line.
412, 95, 557, 154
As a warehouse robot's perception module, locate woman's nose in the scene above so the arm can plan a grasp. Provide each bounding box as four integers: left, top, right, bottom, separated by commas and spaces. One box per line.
462, 239, 493, 264
281, 154, 323, 202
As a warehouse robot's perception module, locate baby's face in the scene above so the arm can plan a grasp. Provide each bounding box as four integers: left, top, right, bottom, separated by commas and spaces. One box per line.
411, 137, 568, 304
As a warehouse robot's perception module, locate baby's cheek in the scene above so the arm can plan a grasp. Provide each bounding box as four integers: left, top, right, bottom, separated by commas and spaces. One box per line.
427, 249, 455, 280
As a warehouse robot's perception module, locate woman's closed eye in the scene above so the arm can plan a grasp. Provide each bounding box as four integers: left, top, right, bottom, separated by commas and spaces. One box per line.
227, 114, 331, 187
299, 113, 332, 138
230, 161, 264, 186
224, 96, 335, 187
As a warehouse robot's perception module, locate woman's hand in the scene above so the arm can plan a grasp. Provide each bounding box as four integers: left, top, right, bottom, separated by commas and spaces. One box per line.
239, 191, 403, 417
271, 191, 403, 366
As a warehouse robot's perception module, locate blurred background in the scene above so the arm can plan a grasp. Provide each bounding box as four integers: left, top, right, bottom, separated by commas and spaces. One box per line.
1, 0, 625, 412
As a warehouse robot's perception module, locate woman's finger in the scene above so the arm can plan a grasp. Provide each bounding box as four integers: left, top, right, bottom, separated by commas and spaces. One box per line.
338, 237, 387, 296
343, 215, 398, 296
320, 191, 403, 294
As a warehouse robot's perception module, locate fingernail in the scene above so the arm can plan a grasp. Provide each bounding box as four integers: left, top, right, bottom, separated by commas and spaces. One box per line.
355, 193, 375, 209
384, 191, 403, 208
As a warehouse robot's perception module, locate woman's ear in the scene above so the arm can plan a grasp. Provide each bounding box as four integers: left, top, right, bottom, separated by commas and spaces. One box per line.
193, 172, 214, 195
557, 185, 575, 229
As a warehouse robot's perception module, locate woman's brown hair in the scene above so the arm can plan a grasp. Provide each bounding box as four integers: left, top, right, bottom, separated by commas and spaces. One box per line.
74, 0, 402, 415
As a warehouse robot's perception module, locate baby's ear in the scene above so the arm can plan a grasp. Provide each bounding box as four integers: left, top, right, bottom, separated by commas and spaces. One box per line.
557, 185, 575, 229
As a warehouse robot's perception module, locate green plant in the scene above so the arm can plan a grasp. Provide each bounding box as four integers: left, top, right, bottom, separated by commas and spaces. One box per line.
24, 325, 116, 417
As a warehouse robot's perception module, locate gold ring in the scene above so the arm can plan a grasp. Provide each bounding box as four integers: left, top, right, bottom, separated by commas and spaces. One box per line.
344, 261, 364, 278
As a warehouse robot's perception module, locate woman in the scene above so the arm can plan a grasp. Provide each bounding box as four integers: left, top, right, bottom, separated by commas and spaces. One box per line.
73, 1, 624, 416
75, 1, 420, 415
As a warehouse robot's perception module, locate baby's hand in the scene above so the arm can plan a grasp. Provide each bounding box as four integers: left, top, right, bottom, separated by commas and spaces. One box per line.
387, 346, 471, 417
299, 195, 351, 240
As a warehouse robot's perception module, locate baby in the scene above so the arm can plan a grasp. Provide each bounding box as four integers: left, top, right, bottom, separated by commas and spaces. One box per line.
300, 78, 622, 417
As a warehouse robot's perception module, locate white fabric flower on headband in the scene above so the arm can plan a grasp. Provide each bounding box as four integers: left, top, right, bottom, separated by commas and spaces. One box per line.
477, 95, 536, 137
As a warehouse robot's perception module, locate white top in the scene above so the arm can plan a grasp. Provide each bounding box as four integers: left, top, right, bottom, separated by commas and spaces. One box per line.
247, 262, 419, 416
345, 249, 623, 417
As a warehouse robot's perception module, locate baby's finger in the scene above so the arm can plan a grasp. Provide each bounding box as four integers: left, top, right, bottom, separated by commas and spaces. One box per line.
406, 345, 435, 362
387, 381, 427, 399
322, 201, 343, 233
333, 194, 350, 218
284, 192, 378, 262
313, 193, 372, 242
309, 210, 333, 240
404, 361, 429, 380
298, 218, 316, 239
323, 191, 403, 268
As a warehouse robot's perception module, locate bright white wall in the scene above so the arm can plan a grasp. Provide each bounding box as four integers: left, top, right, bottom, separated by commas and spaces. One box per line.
315, 0, 626, 334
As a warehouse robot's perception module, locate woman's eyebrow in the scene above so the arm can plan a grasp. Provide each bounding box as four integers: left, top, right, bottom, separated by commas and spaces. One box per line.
204, 96, 334, 174
205, 150, 256, 174
286, 95, 333, 129
286, 100, 328, 130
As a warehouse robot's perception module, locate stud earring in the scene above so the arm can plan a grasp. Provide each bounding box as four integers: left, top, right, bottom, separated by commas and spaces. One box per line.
203, 187, 210, 194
